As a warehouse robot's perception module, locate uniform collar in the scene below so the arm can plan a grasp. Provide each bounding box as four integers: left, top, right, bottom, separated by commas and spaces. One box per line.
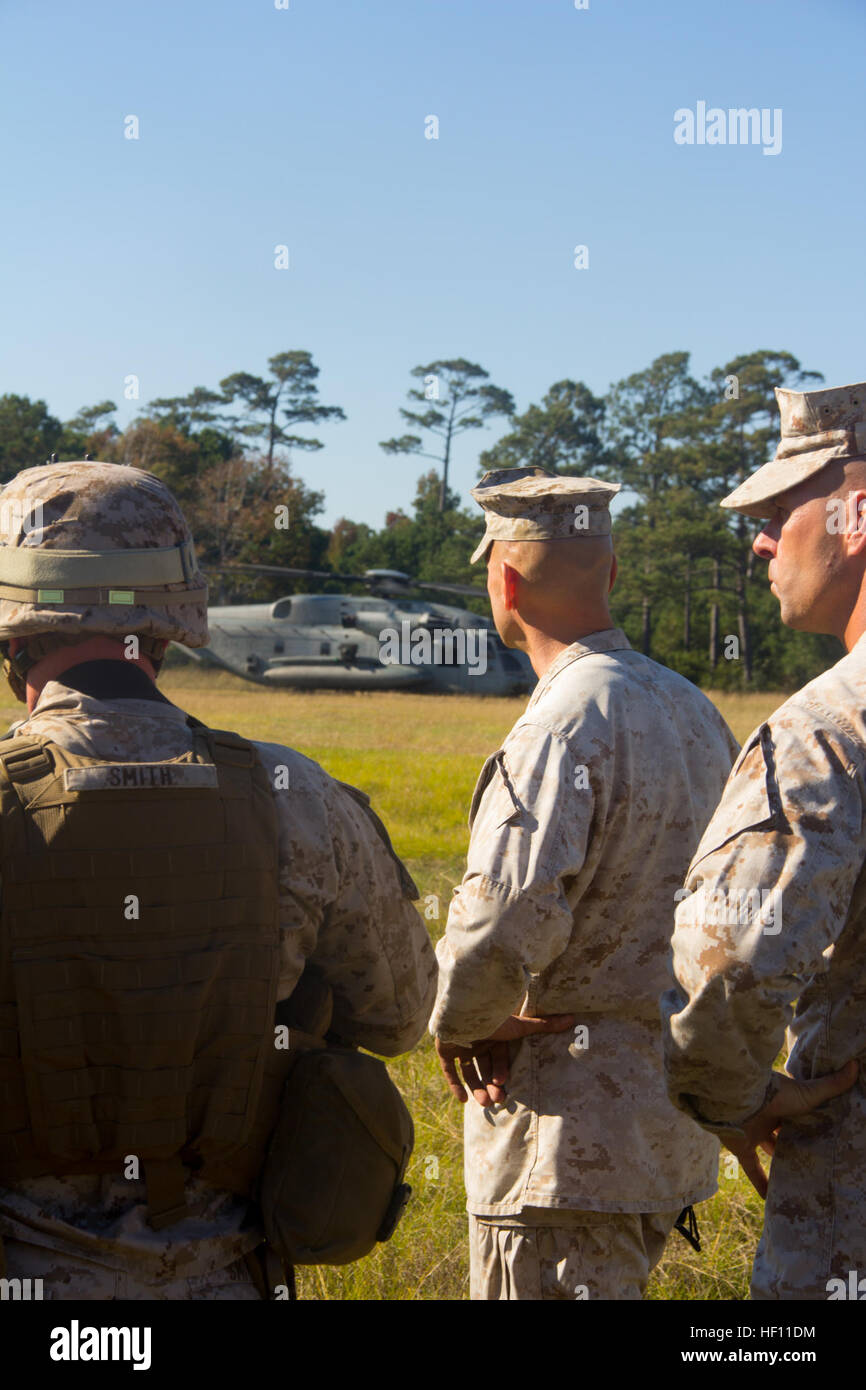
55, 660, 173, 704
526, 627, 631, 710
27, 678, 188, 725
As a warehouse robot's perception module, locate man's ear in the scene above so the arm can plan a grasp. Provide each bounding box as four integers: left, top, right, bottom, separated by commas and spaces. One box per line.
503, 562, 519, 611
845, 490, 866, 556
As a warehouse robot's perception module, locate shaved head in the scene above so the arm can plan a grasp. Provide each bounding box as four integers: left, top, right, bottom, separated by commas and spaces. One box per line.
494, 534, 614, 592
838, 455, 866, 494
486, 535, 617, 665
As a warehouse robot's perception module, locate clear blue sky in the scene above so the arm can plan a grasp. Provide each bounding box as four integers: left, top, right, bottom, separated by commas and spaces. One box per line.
1, 0, 863, 528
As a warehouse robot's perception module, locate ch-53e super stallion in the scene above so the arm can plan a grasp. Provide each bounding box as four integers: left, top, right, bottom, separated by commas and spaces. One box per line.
181, 564, 535, 696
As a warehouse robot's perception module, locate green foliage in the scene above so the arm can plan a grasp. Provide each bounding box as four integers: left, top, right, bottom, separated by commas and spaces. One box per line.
324, 471, 487, 608
220, 350, 346, 467
147, 387, 226, 433
466, 348, 833, 690
479, 379, 607, 476
143, 350, 346, 473
381, 359, 514, 511
60, 400, 119, 459
2, 342, 843, 691
591, 349, 825, 690
0, 394, 63, 480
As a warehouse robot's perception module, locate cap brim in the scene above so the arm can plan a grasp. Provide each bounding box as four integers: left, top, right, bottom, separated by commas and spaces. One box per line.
720, 451, 845, 520
470, 533, 494, 564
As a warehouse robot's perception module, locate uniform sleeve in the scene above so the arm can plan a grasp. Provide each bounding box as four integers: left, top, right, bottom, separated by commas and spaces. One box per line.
430, 721, 593, 1046
315, 778, 438, 1054
254, 742, 438, 1057
661, 714, 866, 1132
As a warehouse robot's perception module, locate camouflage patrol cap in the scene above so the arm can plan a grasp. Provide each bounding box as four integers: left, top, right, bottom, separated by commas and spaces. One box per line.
0, 460, 208, 646
469, 466, 621, 563
722, 380, 866, 520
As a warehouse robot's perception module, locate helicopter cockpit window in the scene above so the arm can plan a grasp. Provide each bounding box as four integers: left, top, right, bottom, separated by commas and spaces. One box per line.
270, 598, 293, 620
290, 596, 345, 625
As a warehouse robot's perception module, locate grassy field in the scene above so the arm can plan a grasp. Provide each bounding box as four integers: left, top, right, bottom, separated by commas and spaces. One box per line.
2, 671, 785, 1300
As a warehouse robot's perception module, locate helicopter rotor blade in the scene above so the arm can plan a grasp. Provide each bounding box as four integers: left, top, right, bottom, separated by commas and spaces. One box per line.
204, 562, 370, 583
413, 580, 490, 599
203, 562, 489, 601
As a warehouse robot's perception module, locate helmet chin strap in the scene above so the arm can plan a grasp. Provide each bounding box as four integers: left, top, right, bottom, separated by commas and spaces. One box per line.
0, 645, 28, 703
0, 637, 50, 703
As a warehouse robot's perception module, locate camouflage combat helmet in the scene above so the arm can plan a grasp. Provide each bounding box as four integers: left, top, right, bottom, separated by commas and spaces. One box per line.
0, 460, 208, 698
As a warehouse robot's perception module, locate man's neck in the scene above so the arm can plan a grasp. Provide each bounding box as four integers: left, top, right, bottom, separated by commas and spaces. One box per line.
522, 621, 613, 680
28, 659, 169, 711
842, 599, 866, 653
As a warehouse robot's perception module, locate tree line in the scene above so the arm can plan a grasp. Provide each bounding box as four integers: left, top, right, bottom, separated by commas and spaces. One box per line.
0, 347, 841, 690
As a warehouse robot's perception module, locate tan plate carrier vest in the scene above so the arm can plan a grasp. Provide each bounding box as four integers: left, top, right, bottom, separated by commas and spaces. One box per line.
0, 718, 292, 1229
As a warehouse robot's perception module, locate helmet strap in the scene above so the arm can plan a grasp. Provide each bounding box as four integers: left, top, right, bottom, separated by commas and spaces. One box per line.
0, 641, 33, 703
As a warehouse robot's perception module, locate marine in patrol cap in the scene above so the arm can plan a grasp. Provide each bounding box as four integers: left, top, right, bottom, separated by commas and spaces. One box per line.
469, 466, 621, 563
722, 380, 866, 520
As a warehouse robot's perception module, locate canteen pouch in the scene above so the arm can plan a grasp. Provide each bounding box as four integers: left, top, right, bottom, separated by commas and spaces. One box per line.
260, 1045, 414, 1266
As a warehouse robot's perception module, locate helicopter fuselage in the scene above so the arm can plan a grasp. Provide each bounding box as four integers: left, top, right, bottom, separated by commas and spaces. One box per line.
177, 592, 535, 696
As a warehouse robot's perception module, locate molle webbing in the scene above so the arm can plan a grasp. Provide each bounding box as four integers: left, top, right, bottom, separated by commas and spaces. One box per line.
0, 722, 283, 1195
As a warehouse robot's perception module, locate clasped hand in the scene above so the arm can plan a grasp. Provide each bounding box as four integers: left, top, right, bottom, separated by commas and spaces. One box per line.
435, 1013, 575, 1107
724, 1060, 859, 1198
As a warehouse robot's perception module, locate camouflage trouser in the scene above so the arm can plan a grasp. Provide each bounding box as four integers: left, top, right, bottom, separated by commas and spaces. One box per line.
468, 1207, 680, 1300
749, 1126, 866, 1301
0, 1237, 262, 1301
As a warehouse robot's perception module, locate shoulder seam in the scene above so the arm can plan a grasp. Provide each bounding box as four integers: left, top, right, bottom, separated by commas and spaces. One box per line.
781, 696, 866, 765
508, 719, 589, 752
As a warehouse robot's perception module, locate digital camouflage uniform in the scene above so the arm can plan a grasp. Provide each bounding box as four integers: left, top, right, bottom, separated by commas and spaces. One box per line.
663, 644, 866, 1300
432, 470, 739, 1300
0, 462, 437, 1300
663, 381, 866, 1301
0, 678, 436, 1299
468, 1209, 677, 1302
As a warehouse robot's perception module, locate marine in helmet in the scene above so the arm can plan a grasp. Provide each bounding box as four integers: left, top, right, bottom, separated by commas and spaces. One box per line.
0, 459, 437, 1300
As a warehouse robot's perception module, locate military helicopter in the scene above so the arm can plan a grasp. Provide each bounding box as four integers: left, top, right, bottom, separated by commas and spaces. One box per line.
179, 564, 535, 696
